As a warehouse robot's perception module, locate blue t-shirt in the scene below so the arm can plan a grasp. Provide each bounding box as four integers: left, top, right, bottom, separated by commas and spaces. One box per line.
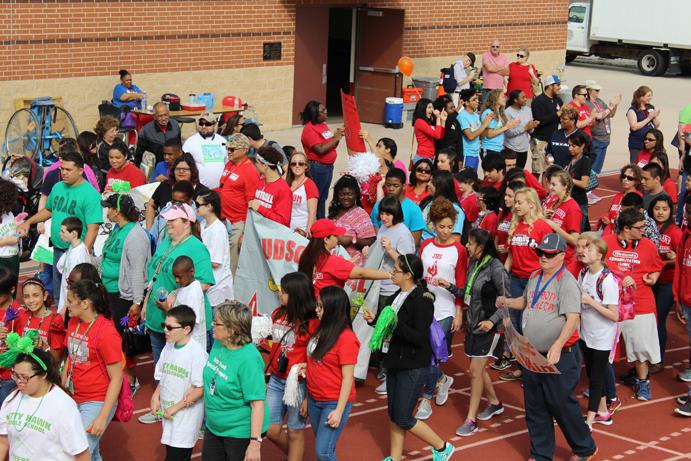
480, 109, 504, 152
421, 202, 466, 240
112, 83, 143, 109
150, 161, 170, 182
460, 110, 481, 158
371, 197, 425, 232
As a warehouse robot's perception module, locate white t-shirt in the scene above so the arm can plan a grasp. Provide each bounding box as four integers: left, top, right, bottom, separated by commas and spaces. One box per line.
419, 239, 466, 321
289, 178, 319, 232
579, 268, 619, 351
154, 339, 208, 448
174, 280, 206, 350
182, 133, 227, 189
0, 212, 18, 258
377, 224, 416, 296
57, 242, 91, 314
201, 219, 234, 305
0, 385, 89, 460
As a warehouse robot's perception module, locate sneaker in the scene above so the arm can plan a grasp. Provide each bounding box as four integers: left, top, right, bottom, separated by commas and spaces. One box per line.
593, 411, 613, 425
568, 450, 597, 461
129, 377, 141, 397
675, 400, 691, 417
648, 362, 663, 374
456, 418, 478, 436
477, 402, 505, 421
375, 379, 387, 395
415, 398, 433, 420
587, 192, 602, 205
138, 412, 162, 424
676, 395, 690, 406
382, 457, 393, 461
432, 442, 454, 461
377, 370, 387, 381
435, 375, 454, 406
607, 398, 622, 414
500, 369, 522, 381
490, 355, 512, 371
634, 378, 652, 401
678, 368, 691, 383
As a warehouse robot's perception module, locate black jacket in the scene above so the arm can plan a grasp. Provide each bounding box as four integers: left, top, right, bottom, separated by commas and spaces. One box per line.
135, 119, 182, 166
369, 286, 434, 370
531, 93, 563, 142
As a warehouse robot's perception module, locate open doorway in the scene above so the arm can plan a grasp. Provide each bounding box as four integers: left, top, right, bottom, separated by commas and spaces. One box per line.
325, 8, 354, 117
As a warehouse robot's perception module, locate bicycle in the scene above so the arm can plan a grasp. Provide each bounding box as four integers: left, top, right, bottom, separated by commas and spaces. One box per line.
2, 96, 79, 167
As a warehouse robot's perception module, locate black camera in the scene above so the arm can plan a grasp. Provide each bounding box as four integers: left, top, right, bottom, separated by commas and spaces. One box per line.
276, 351, 289, 374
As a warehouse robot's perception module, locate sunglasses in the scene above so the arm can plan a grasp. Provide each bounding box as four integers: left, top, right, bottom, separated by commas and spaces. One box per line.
198, 121, 215, 127
643, 138, 656, 142
161, 322, 184, 331
516, 54, 526, 58
577, 93, 588, 96
621, 174, 636, 181
491, 45, 501, 49
290, 161, 306, 167
416, 168, 432, 174
227, 147, 237, 152
195, 201, 207, 208
536, 249, 561, 258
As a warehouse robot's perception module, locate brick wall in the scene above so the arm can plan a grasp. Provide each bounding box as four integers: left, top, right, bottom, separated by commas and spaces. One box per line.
2, 0, 567, 81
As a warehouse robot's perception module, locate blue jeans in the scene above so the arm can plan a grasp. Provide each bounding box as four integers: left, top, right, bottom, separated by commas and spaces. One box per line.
464, 155, 479, 170
604, 361, 616, 401
38, 264, 54, 296
310, 161, 334, 219
307, 397, 352, 461
52, 247, 66, 307
0, 379, 17, 404
79, 401, 116, 461
423, 316, 453, 399
654, 282, 674, 362
590, 138, 609, 174
150, 330, 166, 366
677, 171, 688, 225
267, 375, 307, 429
387, 367, 429, 430
509, 274, 529, 334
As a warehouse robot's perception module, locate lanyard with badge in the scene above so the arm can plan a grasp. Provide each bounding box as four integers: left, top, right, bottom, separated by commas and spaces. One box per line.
464, 255, 491, 306
66, 316, 98, 394
523, 265, 565, 329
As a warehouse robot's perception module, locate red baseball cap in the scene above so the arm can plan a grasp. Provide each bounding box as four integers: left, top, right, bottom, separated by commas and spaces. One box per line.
310, 219, 346, 238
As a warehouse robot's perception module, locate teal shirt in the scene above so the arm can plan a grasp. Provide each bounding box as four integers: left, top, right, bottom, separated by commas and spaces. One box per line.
145, 235, 215, 333
45, 180, 103, 249
203, 342, 270, 438
101, 222, 136, 293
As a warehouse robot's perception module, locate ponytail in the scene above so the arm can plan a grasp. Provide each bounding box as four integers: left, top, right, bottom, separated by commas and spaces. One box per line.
69, 279, 111, 318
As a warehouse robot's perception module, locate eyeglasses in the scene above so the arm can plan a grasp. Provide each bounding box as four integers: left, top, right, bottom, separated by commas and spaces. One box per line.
198, 122, 215, 127
577, 93, 588, 96
290, 161, 306, 167
630, 225, 645, 231
621, 174, 636, 181
236, 122, 245, 127
212, 321, 225, 328
174, 167, 191, 172
536, 250, 561, 259
491, 45, 501, 49
195, 201, 208, 208
416, 168, 431, 174
227, 147, 237, 153
161, 322, 184, 331
11, 371, 39, 383
391, 268, 404, 274
643, 138, 656, 142
516, 54, 526, 58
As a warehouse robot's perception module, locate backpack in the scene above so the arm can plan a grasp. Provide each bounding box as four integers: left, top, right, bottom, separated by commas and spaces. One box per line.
581, 267, 635, 322
440, 63, 457, 93
429, 317, 449, 364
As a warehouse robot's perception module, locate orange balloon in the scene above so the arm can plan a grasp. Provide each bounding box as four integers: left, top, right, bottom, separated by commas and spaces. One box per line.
397, 56, 414, 77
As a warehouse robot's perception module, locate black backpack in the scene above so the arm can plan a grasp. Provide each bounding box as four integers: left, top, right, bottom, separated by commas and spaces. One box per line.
440, 63, 457, 93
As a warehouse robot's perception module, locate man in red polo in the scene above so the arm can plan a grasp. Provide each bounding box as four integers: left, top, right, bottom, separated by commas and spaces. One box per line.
216, 133, 259, 275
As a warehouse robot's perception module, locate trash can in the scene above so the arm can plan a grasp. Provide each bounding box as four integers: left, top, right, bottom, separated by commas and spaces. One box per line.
384, 97, 404, 129
411, 77, 439, 101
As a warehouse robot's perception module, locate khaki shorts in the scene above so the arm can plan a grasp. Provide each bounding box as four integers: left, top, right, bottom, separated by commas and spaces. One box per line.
228, 220, 245, 276
530, 138, 548, 176
620, 313, 661, 364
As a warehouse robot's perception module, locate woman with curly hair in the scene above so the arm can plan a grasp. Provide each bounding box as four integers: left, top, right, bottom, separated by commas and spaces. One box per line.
94, 115, 121, 174
480, 89, 520, 158
327, 175, 376, 263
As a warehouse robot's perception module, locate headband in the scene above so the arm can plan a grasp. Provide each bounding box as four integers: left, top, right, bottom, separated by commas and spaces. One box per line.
21, 277, 45, 291
402, 254, 414, 276
0, 331, 47, 371
256, 153, 283, 176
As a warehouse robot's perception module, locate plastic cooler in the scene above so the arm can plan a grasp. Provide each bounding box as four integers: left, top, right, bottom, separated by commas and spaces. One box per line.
411, 77, 439, 100
384, 97, 404, 129
196, 93, 215, 111
402, 86, 423, 103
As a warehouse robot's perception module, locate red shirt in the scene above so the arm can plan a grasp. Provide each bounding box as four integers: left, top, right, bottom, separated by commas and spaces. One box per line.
15, 309, 65, 355
302, 122, 338, 164
673, 230, 691, 306
269, 311, 319, 379
482, 170, 546, 199
105, 162, 147, 191
662, 178, 678, 203
405, 185, 430, 205
64, 316, 123, 403
544, 196, 582, 274
217, 158, 259, 224
254, 177, 293, 227
636, 149, 652, 168
460, 192, 480, 224
495, 210, 512, 263
602, 190, 643, 233
603, 234, 664, 315
479, 211, 499, 235
658, 224, 683, 284
507, 63, 537, 99
508, 218, 553, 278
568, 100, 592, 137
306, 327, 359, 402
413, 118, 444, 159
313, 254, 355, 298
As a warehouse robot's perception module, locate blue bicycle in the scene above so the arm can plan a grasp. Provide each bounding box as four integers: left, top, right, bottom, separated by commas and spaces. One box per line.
2, 97, 79, 167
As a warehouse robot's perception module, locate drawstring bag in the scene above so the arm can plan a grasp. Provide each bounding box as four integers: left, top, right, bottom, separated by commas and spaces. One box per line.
429, 318, 449, 364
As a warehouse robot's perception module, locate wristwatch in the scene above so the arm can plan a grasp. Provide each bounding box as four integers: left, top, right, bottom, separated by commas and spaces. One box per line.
250, 436, 263, 444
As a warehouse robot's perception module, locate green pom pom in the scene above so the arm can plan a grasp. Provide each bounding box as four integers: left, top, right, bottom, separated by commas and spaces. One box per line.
4, 332, 19, 349
16, 337, 34, 354
368, 306, 397, 352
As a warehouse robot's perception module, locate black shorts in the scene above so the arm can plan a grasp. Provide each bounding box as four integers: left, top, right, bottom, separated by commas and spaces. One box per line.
464, 331, 503, 359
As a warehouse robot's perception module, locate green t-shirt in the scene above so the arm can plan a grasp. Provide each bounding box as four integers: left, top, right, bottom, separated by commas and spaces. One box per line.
145, 235, 215, 333
101, 222, 136, 293
203, 342, 270, 438
45, 180, 103, 249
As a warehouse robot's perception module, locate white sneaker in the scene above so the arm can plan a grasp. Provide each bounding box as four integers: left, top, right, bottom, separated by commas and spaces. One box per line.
435, 375, 454, 406
375, 379, 387, 395
415, 398, 433, 420
587, 192, 602, 205
138, 412, 162, 424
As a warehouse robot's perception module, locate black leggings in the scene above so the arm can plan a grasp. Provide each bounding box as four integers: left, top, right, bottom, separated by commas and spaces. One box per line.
201, 427, 251, 461
580, 340, 610, 413
165, 446, 193, 461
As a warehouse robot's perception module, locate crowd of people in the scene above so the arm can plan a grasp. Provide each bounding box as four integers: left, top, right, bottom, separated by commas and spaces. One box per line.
0, 46, 689, 461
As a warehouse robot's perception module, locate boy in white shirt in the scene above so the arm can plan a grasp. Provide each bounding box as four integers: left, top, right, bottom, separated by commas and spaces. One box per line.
151, 305, 207, 461
169, 255, 206, 350
56, 216, 90, 315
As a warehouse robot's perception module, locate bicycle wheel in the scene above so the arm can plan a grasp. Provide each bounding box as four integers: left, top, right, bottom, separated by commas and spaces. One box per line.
46, 106, 79, 159
3, 108, 40, 163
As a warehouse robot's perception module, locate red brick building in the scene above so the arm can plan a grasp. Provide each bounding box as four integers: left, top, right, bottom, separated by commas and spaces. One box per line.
1, 0, 568, 133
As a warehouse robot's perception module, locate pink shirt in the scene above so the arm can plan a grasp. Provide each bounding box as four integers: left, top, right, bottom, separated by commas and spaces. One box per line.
482, 51, 509, 90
